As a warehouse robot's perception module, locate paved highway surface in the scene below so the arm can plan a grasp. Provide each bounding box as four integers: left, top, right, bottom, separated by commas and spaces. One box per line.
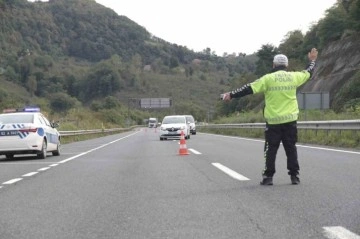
0, 128, 359, 239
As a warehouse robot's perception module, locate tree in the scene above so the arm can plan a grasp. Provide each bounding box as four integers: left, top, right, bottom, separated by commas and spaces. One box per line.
80, 64, 123, 101
278, 30, 304, 60
0, 0, 27, 8
169, 56, 179, 68
26, 75, 37, 97
103, 96, 120, 109
255, 44, 279, 76
49, 92, 78, 114
302, 24, 321, 56
317, 4, 348, 47
34, 55, 53, 70
346, 0, 360, 31
4, 66, 17, 82
19, 57, 32, 84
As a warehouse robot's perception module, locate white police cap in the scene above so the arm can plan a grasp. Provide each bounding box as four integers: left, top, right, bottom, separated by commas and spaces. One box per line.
273, 54, 288, 66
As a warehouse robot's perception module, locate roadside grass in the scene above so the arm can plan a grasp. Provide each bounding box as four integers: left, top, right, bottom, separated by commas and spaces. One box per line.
202, 109, 360, 149
55, 108, 359, 149
199, 128, 360, 149
53, 108, 136, 144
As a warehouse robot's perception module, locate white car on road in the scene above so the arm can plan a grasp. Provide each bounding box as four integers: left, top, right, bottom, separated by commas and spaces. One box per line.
159, 115, 190, 140
184, 115, 196, 135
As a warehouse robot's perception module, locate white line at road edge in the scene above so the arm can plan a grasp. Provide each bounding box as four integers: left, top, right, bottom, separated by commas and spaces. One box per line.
58, 131, 140, 164
323, 226, 360, 239
38, 167, 50, 171
202, 133, 360, 155
0, 132, 140, 188
23, 172, 39, 177
212, 163, 250, 181
3, 178, 23, 185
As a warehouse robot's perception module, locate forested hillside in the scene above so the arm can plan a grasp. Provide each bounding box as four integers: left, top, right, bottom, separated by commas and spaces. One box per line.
0, 0, 359, 126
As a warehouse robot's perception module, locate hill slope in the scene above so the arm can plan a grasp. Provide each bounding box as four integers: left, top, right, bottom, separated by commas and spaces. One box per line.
0, 0, 359, 121
301, 32, 360, 111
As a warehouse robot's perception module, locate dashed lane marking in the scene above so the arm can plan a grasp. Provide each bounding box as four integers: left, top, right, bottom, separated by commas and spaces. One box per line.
23, 172, 39, 177
189, 148, 202, 154
0, 162, 58, 165
38, 167, 50, 171
58, 131, 139, 164
323, 226, 360, 239
0, 131, 140, 188
3, 178, 23, 185
212, 162, 250, 181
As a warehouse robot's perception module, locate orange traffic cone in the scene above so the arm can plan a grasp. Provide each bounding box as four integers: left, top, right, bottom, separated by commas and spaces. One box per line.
178, 131, 189, 155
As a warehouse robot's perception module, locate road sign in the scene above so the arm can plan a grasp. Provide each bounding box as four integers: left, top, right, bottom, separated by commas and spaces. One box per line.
297, 92, 329, 110
140, 98, 172, 108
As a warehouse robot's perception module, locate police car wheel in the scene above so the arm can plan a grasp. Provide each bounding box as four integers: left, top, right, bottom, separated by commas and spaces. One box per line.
37, 140, 47, 159
52, 142, 60, 156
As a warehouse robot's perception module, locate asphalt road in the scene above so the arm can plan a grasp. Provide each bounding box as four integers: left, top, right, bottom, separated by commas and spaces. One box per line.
0, 128, 359, 239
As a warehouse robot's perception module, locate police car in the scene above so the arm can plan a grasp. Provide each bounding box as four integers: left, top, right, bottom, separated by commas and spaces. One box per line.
0, 107, 61, 159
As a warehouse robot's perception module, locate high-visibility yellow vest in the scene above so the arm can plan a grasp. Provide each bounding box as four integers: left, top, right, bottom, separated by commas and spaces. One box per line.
250, 70, 311, 124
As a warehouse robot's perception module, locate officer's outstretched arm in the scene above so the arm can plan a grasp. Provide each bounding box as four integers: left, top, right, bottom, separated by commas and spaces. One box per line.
221, 83, 254, 101
305, 48, 318, 76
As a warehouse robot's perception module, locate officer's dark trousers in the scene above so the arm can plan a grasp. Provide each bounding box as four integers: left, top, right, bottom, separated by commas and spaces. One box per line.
263, 121, 299, 177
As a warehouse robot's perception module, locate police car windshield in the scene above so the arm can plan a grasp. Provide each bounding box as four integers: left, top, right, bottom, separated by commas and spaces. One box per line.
0, 114, 34, 124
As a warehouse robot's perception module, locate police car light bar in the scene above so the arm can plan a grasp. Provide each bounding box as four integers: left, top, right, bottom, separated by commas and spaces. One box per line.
2, 107, 41, 113
23, 107, 40, 112
2, 108, 17, 113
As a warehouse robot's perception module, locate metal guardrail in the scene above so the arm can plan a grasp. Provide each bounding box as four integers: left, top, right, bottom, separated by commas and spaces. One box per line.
59, 126, 137, 136
58, 120, 360, 137
196, 120, 360, 131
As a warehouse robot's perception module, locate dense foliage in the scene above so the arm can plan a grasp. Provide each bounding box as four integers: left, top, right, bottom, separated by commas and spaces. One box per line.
0, 0, 359, 127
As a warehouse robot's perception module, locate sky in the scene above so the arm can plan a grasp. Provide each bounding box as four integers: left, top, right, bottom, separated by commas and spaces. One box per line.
28, 0, 338, 55
92, 0, 337, 56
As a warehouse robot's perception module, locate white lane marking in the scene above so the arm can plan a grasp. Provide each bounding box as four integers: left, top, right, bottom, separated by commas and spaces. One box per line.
212, 163, 250, 181
3, 178, 23, 185
201, 133, 360, 155
0, 162, 58, 165
58, 131, 139, 164
297, 145, 360, 155
323, 226, 360, 239
59, 152, 87, 164
38, 167, 50, 171
201, 133, 264, 143
0, 132, 140, 188
23, 172, 39, 177
58, 152, 84, 155
189, 148, 202, 154
49, 164, 58, 167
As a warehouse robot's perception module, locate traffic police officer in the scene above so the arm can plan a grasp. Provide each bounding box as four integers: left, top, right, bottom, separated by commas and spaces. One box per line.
221, 48, 318, 185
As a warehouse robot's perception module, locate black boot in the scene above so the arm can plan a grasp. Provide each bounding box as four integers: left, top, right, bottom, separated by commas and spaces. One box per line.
291, 175, 300, 185
260, 177, 273, 185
